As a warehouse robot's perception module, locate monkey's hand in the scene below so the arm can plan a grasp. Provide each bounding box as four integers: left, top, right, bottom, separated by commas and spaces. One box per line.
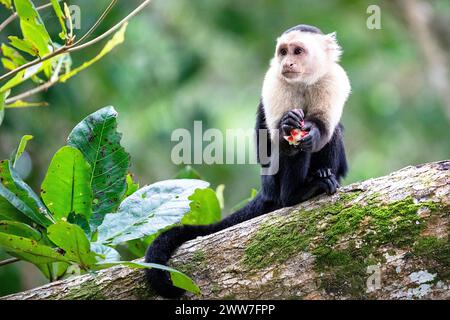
308, 168, 340, 195
297, 120, 321, 152
279, 109, 304, 137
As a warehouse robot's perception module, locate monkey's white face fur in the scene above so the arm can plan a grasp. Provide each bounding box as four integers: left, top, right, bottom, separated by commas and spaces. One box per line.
261, 30, 350, 143
273, 31, 342, 85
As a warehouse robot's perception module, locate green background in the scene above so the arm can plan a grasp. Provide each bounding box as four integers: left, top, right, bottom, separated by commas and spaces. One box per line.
0, 0, 449, 295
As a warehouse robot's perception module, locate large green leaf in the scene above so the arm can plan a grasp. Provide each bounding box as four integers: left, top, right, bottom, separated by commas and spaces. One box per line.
0, 160, 54, 227
96, 179, 209, 245
181, 188, 221, 225
47, 221, 97, 268
67, 106, 130, 229
0, 232, 69, 264
95, 261, 201, 295
41, 146, 93, 221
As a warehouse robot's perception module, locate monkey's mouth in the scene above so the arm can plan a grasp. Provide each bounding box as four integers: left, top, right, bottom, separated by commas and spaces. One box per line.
281, 71, 301, 78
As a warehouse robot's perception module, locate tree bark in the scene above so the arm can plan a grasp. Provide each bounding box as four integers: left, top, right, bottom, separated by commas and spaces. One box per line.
2, 160, 449, 300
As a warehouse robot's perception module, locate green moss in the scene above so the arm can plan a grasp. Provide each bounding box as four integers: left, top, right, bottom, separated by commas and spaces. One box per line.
243, 191, 362, 269
64, 280, 105, 300
314, 242, 369, 298
413, 236, 450, 279
211, 283, 220, 294
243, 194, 440, 298
243, 213, 312, 269
192, 250, 206, 263
175, 249, 206, 275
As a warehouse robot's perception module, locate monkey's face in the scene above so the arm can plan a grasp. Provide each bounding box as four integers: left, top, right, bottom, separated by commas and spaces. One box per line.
274, 31, 341, 85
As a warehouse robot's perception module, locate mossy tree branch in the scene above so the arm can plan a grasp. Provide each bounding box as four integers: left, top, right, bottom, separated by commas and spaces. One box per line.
2, 160, 449, 300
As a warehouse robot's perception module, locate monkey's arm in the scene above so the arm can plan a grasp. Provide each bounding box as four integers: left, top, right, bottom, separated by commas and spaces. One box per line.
297, 116, 329, 153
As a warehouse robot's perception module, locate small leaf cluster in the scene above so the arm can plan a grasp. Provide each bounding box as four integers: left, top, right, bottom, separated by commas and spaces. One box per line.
0, 0, 128, 125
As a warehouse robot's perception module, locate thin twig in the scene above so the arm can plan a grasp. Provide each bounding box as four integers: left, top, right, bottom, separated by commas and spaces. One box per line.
0, 257, 20, 267
74, 0, 118, 46
5, 78, 58, 104
0, 48, 65, 82
0, 0, 152, 83
68, 0, 152, 52
0, 1, 59, 33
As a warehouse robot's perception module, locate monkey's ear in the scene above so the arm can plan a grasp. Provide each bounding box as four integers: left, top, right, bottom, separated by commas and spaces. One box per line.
324, 32, 342, 62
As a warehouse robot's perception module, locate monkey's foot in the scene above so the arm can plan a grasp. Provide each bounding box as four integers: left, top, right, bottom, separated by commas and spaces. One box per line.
314, 168, 340, 195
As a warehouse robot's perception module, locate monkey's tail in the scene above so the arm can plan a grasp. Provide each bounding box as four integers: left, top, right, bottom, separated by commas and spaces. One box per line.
144, 192, 276, 298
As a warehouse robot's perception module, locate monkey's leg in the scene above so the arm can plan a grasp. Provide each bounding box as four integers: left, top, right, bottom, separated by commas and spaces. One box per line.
279, 125, 347, 207
280, 174, 338, 207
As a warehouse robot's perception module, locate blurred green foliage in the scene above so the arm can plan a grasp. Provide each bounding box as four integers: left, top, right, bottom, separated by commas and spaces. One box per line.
0, 0, 449, 295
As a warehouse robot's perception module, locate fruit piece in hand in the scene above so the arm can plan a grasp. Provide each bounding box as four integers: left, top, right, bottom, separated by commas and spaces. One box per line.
284, 127, 309, 146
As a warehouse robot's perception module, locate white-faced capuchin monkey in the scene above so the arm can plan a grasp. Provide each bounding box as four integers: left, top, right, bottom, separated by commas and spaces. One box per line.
145, 24, 351, 298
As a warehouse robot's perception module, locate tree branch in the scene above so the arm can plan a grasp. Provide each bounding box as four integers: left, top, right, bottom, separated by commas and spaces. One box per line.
2, 160, 449, 300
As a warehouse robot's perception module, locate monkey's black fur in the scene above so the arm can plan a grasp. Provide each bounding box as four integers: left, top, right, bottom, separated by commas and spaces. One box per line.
145, 100, 348, 298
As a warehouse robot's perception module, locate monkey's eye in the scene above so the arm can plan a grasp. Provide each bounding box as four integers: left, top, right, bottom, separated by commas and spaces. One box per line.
279, 48, 287, 56
294, 47, 304, 55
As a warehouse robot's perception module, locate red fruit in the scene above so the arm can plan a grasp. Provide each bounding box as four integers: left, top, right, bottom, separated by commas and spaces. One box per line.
284, 128, 308, 145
